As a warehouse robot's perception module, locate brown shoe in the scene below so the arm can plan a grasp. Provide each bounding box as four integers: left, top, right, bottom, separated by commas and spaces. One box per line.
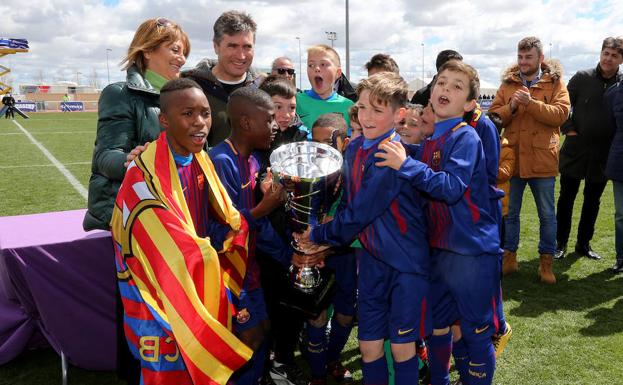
502, 250, 518, 275
538, 254, 556, 284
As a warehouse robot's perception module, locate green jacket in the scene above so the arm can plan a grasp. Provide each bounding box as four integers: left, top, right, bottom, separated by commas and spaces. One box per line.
83, 66, 162, 230
182, 58, 261, 147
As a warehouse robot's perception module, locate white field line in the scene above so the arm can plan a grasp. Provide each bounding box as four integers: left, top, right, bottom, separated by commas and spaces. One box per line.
11, 120, 88, 200
0, 131, 93, 136
0, 161, 91, 169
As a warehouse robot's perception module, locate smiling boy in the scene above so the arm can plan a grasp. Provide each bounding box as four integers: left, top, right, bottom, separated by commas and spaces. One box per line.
296, 45, 354, 136
110, 78, 254, 385
376, 62, 501, 385
209, 87, 296, 385
296, 72, 431, 385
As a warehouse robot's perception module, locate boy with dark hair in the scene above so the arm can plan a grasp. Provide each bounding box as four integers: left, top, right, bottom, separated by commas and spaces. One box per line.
110, 78, 254, 385
348, 104, 363, 139
296, 45, 354, 136
365, 53, 400, 76
301, 113, 356, 385
296, 72, 431, 385
376, 61, 501, 385
209, 86, 294, 385
260, 76, 308, 149
411, 49, 463, 105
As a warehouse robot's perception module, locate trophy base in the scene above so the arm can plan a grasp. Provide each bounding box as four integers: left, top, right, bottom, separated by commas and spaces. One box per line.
279, 268, 335, 319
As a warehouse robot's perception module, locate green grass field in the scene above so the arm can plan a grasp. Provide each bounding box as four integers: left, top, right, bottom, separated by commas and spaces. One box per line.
1, 113, 622, 385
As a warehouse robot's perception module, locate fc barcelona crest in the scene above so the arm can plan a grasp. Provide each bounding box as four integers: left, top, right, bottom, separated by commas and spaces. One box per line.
432, 150, 441, 167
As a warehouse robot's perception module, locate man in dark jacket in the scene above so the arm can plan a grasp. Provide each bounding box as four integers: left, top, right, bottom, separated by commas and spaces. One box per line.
183, 10, 261, 147
2, 93, 15, 119
555, 37, 623, 260
410, 49, 463, 105
606, 63, 623, 272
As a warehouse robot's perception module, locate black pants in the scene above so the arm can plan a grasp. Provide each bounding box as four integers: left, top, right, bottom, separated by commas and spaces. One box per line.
556, 175, 607, 247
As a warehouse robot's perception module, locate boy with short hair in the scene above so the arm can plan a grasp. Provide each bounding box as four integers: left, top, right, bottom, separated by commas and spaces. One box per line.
396, 103, 430, 144
260, 76, 308, 148
365, 53, 400, 76
296, 72, 431, 385
348, 104, 363, 139
376, 61, 501, 385
110, 78, 254, 385
305, 113, 356, 385
209, 87, 294, 385
296, 45, 354, 136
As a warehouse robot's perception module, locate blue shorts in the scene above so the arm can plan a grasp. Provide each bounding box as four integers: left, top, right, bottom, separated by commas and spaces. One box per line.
357, 249, 431, 343
430, 250, 500, 337
325, 251, 357, 317
232, 288, 268, 333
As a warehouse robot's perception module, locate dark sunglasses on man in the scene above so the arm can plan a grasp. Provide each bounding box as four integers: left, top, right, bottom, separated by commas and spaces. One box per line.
275, 68, 295, 75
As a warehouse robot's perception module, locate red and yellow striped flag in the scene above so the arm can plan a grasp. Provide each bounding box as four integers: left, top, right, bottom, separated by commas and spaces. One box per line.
111, 132, 252, 384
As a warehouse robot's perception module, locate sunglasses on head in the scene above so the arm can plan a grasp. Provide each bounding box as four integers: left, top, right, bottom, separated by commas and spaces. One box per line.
276, 68, 295, 75
156, 17, 171, 30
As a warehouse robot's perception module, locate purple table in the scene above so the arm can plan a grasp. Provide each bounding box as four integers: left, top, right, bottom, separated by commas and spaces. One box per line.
0, 209, 117, 370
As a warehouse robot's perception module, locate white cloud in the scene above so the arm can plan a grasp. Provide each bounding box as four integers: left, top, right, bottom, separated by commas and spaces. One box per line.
1, 0, 621, 92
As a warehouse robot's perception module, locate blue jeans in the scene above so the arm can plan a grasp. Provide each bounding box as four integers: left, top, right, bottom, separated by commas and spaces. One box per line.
504, 177, 557, 255
614, 181, 623, 258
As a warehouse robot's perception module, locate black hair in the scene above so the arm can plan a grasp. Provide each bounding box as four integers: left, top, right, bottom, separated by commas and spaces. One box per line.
312, 113, 348, 141
160, 78, 203, 111
435, 49, 463, 71
487, 112, 504, 135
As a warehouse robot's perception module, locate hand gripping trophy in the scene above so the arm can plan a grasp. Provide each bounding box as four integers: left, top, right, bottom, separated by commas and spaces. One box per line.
270, 141, 342, 315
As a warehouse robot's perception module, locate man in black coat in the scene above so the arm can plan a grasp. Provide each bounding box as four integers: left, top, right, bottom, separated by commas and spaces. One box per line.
2, 93, 15, 119
410, 49, 462, 105
555, 37, 623, 260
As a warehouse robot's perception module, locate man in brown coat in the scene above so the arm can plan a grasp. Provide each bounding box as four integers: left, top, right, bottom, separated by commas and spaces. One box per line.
489, 36, 571, 284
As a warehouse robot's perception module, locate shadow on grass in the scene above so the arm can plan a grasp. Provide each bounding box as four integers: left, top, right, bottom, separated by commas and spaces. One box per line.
503, 254, 623, 329
580, 297, 623, 336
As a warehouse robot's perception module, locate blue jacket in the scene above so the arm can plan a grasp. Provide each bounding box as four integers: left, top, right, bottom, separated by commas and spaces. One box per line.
606, 81, 623, 182
311, 130, 430, 276
398, 119, 500, 256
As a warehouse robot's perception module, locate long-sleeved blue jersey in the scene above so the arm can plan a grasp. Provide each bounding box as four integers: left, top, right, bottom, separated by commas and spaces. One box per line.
398, 118, 500, 256
311, 129, 430, 276
210, 139, 292, 291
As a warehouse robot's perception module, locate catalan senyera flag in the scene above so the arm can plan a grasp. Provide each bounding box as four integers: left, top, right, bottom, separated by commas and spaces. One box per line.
110, 132, 253, 385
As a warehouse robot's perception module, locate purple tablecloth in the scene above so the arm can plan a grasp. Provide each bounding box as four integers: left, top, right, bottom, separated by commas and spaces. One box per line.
0, 209, 117, 370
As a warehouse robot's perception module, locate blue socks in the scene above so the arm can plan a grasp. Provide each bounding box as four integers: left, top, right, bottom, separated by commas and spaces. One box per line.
362, 355, 389, 385
394, 355, 419, 385
306, 323, 327, 379
452, 338, 469, 384
428, 332, 453, 385
327, 317, 353, 363
465, 338, 495, 385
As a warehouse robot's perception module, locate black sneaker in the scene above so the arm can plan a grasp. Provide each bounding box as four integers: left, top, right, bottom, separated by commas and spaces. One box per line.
575, 244, 602, 260
612, 259, 623, 273
270, 362, 308, 385
554, 243, 567, 260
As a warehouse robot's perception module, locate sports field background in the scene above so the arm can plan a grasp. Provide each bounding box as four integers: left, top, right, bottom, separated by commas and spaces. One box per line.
1, 112, 622, 384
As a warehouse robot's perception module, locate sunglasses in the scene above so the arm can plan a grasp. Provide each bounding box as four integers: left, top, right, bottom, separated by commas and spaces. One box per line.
275, 68, 295, 75
156, 17, 172, 31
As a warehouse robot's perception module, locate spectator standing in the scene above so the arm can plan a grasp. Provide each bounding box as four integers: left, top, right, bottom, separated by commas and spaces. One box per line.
183, 10, 261, 147
555, 37, 623, 260
489, 36, 570, 284
410, 49, 462, 105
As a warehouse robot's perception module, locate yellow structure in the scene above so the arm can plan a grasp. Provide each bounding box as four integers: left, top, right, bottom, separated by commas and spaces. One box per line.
0, 44, 29, 96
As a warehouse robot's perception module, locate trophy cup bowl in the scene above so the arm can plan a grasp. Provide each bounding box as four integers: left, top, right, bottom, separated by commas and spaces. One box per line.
270, 141, 343, 294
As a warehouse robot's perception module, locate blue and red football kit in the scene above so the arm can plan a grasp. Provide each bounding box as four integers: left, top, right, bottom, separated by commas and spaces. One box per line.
397, 117, 500, 385
210, 139, 293, 385
311, 128, 431, 343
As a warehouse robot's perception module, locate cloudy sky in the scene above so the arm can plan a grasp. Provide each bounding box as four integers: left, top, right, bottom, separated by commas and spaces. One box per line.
1, 0, 621, 92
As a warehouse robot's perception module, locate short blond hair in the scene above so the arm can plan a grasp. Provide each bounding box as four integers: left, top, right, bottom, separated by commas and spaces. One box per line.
307, 44, 341, 66
357, 72, 408, 109
121, 18, 191, 74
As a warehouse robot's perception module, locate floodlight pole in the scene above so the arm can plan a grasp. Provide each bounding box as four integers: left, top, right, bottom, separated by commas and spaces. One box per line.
296, 37, 302, 90
326, 31, 337, 48
421, 43, 425, 82
345, 0, 350, 79
106, 48, 112, 85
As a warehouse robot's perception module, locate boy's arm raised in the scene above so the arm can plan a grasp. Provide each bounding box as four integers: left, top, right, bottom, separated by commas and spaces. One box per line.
378, 133, 479, 205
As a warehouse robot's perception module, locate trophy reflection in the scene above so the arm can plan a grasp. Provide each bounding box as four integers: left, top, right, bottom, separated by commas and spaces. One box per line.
270, 141, 342, 294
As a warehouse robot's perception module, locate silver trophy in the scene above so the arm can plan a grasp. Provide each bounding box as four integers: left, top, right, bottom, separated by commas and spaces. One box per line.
270, 141, 343, 293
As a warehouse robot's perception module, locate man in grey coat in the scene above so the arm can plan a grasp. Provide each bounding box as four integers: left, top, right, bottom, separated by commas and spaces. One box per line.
555, 37, 623, 260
